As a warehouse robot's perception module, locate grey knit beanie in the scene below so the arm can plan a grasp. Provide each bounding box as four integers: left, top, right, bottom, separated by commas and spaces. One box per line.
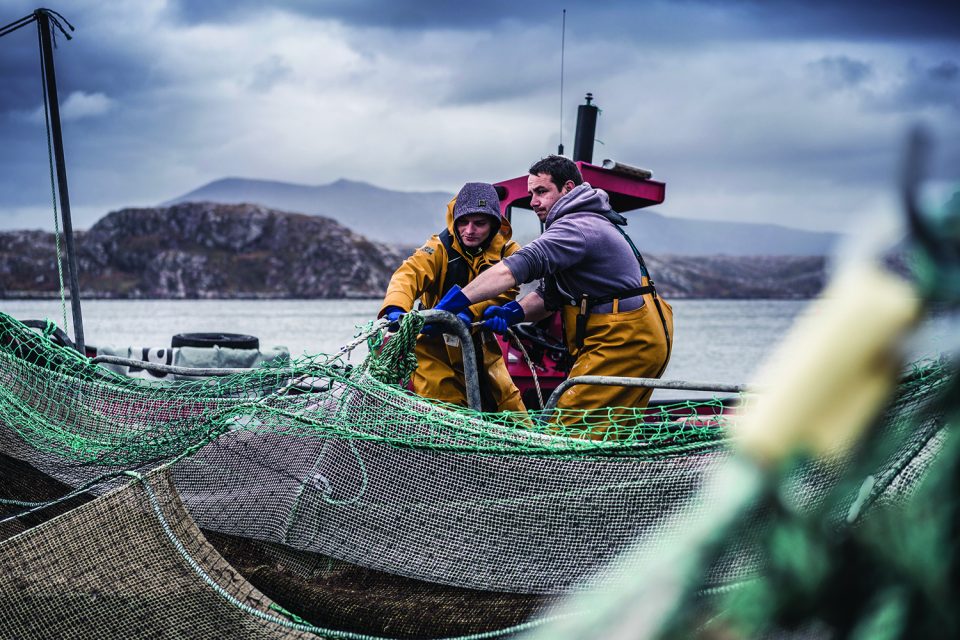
453, 182, 502, 224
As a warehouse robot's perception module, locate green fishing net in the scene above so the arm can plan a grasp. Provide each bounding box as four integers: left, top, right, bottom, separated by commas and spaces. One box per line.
0, 310, 951, 639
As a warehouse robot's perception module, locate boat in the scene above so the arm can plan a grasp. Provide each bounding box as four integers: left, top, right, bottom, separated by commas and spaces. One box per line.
1, 9, 957, 640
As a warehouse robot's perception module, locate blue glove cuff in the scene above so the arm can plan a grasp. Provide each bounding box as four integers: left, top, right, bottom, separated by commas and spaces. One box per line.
382, 306, 405, 321
433, 285, 472, 315
503, 300, 525, 324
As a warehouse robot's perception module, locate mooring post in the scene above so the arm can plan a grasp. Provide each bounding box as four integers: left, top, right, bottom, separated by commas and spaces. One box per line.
36, 9, 85, 353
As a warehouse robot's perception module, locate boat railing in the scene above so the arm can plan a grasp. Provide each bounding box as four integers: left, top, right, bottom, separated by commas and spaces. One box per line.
88, 356, 269, 379
542, 376, 749, 415
91, 315, 747, 418
88, 308, 486, 410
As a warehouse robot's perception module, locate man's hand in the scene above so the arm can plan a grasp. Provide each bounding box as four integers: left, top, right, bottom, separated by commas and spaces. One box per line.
433, 285, 472, 315
422, 308, 473, 337
482, 301, 525, 334
421, 285, 474, 336
382, 306, 406, 332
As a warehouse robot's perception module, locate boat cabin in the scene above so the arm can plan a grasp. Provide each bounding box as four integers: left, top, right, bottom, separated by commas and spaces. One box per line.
495, 159, 665, 223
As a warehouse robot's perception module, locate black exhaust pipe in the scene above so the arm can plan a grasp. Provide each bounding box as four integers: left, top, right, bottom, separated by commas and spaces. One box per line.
572, 92, 598, 164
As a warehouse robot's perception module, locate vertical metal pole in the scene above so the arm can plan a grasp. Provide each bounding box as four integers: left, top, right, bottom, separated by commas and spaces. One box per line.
37, 11, 84, 353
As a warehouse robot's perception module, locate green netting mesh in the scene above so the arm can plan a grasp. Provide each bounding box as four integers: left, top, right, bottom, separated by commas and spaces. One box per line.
0, 467, 318, 639
0, 310, 951, 639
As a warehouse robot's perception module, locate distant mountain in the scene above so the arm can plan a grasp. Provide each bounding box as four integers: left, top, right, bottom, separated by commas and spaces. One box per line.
624, 211, 838, 257
164, 178, 454, 246
165, 177, 839, 256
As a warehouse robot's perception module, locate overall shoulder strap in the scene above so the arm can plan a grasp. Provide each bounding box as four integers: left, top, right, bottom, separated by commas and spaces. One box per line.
611, 226, 671, 364
613, 225, 651, 279
438, 229, 471, 297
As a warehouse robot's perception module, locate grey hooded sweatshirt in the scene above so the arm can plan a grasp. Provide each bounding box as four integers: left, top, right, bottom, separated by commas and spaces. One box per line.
501, 182, 646, 312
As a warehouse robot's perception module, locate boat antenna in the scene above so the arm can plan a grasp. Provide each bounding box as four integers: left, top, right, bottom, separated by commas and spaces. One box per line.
0, 9, 84, 353
557, 8, 566, 156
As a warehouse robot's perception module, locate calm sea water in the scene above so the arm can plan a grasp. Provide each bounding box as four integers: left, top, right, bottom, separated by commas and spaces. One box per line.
3, 298, 808, 384
3, 298, 955, 399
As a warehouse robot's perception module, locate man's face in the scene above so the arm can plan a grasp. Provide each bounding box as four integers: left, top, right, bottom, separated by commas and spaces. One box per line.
528, 173, 573, 223
455, 214, 493, 248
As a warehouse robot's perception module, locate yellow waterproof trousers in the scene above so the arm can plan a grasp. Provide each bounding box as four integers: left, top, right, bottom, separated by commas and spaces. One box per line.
411, 331, 526, 413
557, 296, 674, 436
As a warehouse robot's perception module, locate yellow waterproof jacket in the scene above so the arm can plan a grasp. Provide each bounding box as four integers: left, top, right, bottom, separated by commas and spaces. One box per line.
379, 197, 525, 413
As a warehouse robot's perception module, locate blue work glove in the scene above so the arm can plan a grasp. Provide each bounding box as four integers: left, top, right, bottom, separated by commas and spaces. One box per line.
482, 301, 525, 334
422, 309, 473, 338
382, 306, 406, 331
421, 285, 473, 337
433, 285, 472, 314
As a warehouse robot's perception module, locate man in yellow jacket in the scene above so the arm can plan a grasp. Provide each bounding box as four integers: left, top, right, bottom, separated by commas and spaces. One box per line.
378, 183, 525, 413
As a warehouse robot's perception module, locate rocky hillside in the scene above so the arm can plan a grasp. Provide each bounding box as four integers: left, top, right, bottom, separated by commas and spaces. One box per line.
0, 203, 405, 299
0, 203, 828, 299
646, 254, 827, 299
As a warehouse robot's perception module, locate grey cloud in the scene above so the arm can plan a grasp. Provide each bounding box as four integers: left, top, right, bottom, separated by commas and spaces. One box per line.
248, 56, 293, 93
0, 20, 55, 113
929, 60, 960, 81
808, 56, 873, 90
435, 39, 557, 106
165, 0, 960, 41
166, 0, 549, 30
0, 7, 167, 116
1, 5, 163, 216
737, 0, 960, 40
441, 71, 549, 106
0, 125, 51, 207
882, 59, 960, 112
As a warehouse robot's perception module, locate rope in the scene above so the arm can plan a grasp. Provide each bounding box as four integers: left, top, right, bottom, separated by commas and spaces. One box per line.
0, 468, 142, 526
0, 13, 35, 39
365, 313, 424, 385
326, 318, 390, 365
846, 404, 948, 524
32, 15, 70, 334
41, 10, 75, 41
505, 327, 546, 409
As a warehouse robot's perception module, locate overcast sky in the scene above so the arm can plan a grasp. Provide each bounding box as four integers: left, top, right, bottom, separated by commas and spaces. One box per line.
0, 0, 957, 233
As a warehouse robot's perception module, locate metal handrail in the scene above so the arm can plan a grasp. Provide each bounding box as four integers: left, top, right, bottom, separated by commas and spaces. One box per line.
542, 375, 748, 413
417, 309, 482, 412
89, 355, 281, 378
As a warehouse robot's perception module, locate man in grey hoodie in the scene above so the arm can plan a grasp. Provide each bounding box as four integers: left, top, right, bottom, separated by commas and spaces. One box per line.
432, 156, 673, 432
